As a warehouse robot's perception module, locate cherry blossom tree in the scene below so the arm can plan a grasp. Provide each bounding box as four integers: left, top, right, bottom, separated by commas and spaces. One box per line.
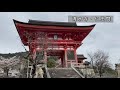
0, 56, 20, 77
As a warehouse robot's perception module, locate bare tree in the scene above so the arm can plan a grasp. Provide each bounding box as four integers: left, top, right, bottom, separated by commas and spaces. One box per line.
88, 50, 111, 77
0, 56, 20, 77
117, 59, 120, 64
87, 52, 94, 69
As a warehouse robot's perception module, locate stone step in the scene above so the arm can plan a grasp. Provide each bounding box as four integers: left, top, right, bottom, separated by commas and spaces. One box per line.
48, 68, 81, 78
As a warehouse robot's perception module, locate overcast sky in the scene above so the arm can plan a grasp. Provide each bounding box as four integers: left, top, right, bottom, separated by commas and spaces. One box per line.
0, 12, 120, 67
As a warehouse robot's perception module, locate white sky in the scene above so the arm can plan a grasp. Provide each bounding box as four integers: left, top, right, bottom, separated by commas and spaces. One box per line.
0, 12, 120, 68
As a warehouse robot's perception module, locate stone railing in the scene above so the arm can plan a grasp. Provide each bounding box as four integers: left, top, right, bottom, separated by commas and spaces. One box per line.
71, 63, 95, 78
71, 63, 85, 78
71, 63, 85, 68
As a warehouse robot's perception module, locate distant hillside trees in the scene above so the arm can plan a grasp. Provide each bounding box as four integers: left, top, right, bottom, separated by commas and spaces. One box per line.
0, 52, 28, 59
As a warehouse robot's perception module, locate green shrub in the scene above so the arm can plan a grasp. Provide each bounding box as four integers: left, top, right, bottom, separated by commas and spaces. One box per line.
47, 59, 56, 68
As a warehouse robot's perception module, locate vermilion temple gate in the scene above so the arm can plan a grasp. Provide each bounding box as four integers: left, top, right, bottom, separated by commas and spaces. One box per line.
14, 19, 95, 67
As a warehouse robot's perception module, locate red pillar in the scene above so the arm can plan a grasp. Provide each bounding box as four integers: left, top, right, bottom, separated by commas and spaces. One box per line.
32, 48, 37, 60
64, 48, 68, 67
74, 49, 78, 63
44, 49, 47, 64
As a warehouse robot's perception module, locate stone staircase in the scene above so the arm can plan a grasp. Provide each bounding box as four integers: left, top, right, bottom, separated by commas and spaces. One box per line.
48, 68, 82, 78
44, 63, 95, 78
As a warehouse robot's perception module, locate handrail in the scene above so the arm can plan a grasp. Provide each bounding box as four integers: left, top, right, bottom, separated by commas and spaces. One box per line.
44, 64, 51, 78
71, 63, 85, 78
